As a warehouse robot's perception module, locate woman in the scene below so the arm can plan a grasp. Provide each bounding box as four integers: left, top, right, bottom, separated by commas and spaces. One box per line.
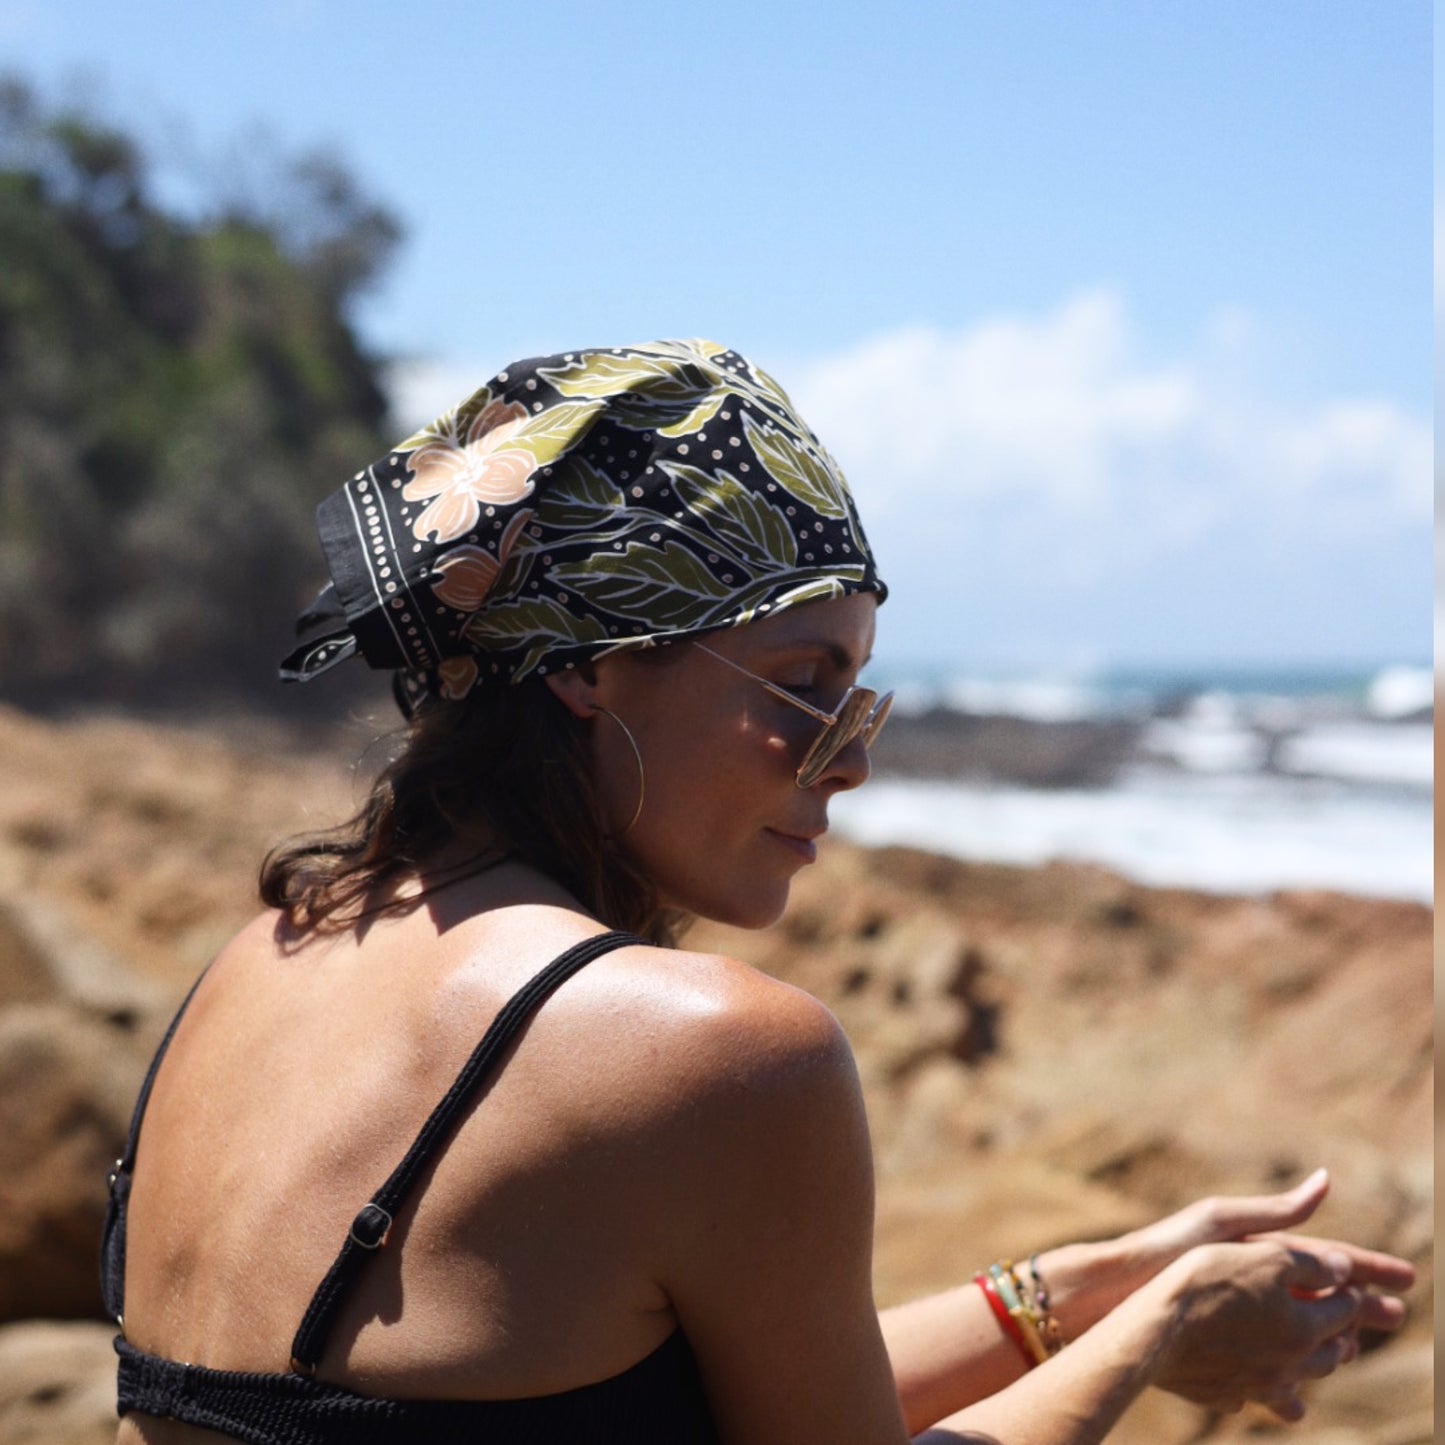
104, 339, 1412, 1444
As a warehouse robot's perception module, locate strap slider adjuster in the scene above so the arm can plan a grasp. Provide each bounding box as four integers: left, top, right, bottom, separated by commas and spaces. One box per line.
349, 1202, 393, 1250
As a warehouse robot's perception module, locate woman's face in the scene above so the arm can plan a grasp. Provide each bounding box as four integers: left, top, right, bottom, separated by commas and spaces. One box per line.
572, 593, 879, 930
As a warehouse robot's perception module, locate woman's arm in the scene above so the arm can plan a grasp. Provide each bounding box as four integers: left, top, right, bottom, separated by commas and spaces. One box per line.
919, 1240, 1366, 1445
881, 1170, 1413, 1431
648, 964, 1409, 1444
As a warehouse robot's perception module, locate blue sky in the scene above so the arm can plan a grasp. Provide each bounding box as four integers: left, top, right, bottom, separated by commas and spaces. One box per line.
8, 0, 1431, 670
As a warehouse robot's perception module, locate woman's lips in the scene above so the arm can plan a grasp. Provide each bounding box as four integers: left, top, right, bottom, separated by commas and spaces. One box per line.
767, 829, 820, 863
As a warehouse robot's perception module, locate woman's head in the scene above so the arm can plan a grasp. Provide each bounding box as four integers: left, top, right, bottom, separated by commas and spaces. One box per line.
267, 340, 887, 938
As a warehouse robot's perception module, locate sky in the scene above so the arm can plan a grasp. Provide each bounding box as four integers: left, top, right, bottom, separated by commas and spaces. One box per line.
7, 0, 1432, 672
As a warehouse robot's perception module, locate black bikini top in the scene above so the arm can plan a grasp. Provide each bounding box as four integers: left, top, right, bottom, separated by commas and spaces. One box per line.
102, 930, 722, 1444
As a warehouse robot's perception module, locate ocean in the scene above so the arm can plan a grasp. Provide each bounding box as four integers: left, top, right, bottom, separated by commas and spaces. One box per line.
832, 662, 1433, 903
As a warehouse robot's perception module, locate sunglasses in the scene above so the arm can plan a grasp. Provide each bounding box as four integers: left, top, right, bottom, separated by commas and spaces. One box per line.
692, 642, 894, 788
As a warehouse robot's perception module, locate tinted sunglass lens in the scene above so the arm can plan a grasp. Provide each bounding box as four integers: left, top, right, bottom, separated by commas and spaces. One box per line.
863, 692, 894, 746
796, 690, 878, 788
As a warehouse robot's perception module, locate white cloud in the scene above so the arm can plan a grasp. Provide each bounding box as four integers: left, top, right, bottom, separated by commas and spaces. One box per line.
796, 292, 1200, 514
790, 289, 1431, 559
1273, 400, 1432, 518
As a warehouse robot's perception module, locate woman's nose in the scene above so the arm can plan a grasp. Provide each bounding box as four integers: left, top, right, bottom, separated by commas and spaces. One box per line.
811, 730, 872, 793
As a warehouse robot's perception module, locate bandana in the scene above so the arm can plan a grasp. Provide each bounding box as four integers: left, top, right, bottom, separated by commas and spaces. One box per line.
279, 338, 885, 712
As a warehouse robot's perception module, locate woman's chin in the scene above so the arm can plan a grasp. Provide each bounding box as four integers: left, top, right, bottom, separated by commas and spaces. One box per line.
687, 883, 793, 933
656, 868, 793, 932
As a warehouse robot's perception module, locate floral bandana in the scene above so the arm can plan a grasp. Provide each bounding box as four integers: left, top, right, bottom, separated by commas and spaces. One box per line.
279, 339, 886, 713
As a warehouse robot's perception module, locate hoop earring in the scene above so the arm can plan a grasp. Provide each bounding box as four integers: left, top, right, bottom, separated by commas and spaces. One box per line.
590, 705, 645, 839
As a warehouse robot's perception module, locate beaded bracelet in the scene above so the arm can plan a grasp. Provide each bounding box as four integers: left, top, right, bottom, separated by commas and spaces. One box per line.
974, 1257, 1064, 1368
1025, 1254, 1064, 1356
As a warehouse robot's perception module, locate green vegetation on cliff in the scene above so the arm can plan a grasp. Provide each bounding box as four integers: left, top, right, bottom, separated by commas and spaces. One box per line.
0, 79, 401, 710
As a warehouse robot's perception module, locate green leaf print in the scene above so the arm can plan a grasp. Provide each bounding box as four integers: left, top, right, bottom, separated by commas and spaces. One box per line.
493, 398, 607, 467
553, 541, 735, 627
461, 595, 609, 653
661, 462, 797, 570
725, 572, 863, 626
536, 350, 707, 404
587, 395, 708, 434
636, 337, 730, 369
488, 539, 537, 603
689, 338, 729, 361
745, 362, 801, 420
655, 392, 724, 439
741, 411, 848, 519
540, 455, 627, 529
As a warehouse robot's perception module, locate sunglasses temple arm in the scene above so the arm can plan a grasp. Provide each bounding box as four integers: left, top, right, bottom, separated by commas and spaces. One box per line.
694, 643, 839, 725
755, 679, 839, 726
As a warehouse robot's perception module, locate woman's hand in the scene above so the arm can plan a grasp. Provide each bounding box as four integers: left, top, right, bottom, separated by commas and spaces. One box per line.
881, 1168, 1412, 1430
926, 1235, 1379, 1445
1037, 1168, 1413, 1346
1147, 1239, 1370, 1421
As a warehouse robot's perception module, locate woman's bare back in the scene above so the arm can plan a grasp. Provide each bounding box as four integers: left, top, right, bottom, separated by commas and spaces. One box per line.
115, 863, 800, 1439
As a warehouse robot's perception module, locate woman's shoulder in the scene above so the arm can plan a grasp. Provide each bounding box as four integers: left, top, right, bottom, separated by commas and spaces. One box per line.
543, 935, 864, 1176
607, 937, 855, 1092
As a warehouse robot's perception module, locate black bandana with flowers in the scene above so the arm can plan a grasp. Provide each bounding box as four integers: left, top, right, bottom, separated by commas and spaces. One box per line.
280, 339, 885, 712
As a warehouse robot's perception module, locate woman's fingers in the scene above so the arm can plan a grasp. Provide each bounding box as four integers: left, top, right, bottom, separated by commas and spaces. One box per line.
1128, 1174, 1417, 1348
1258, 1383, 1307, 1422
1356, 1291, 1408, 1332
1269, 1234, 1413, 1338
1200, 1169, 1331, 1238
1281, 1246, 1355, 1294
1296, 1328, 1357, 1380
1156, 1239, 1402, 1419
1145, 1170, 1331, 1254
1264, 1232, 1417, 1292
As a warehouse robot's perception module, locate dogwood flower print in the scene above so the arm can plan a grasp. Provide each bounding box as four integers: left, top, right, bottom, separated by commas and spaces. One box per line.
437, 655, 480, 700
403, 400, 538, 544
430, 510, 535, 611
430, 546, 500, 610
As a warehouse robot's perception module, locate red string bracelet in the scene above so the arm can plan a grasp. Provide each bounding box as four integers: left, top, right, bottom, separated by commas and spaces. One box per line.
973, 1271, 1038, 1370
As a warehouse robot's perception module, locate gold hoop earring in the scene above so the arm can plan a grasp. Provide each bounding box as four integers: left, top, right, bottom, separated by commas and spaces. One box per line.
590, 705, 645, 839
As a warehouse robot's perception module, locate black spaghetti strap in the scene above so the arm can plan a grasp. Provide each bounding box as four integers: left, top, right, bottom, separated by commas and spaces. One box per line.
101, 961, 217, 1326
289, 930, 646, 1374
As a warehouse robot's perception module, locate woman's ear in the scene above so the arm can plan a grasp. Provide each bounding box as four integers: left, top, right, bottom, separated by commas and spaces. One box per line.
543, 660, 601, 720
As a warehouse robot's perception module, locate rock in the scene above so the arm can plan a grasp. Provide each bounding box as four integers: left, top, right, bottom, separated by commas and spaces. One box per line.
0, 876, 166, 1324
0, 901, 52, 1011
871, 708, 1143, 788
0, 1319, 117, 1445
0, 1005, 147, 1321
0, 708, 1429, 1444
0, 891, 164, 1026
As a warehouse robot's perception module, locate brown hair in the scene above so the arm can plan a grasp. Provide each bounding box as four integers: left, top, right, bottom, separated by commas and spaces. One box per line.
259, 675, 675, 943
